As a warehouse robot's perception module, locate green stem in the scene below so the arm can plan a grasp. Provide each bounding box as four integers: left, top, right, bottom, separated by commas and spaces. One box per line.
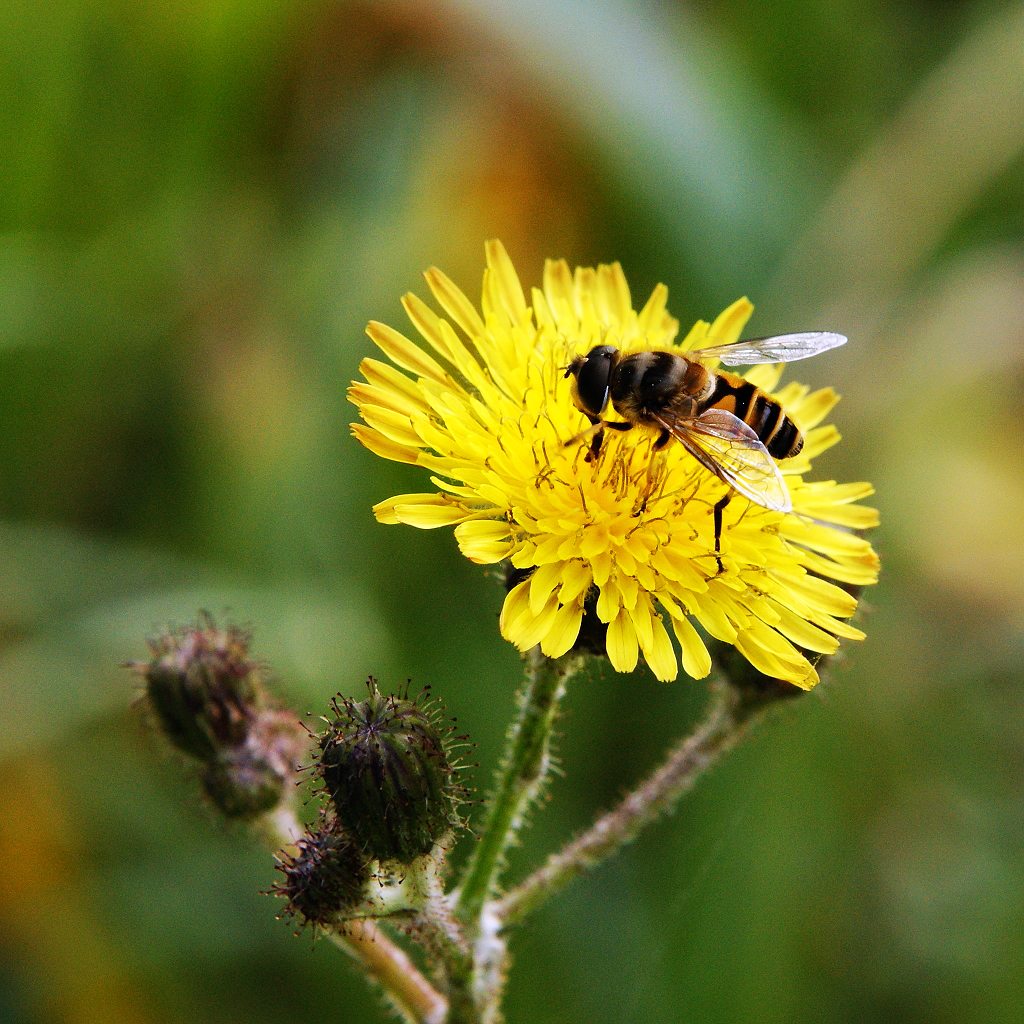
494, 679, 752, 926
456, 648, 583, 925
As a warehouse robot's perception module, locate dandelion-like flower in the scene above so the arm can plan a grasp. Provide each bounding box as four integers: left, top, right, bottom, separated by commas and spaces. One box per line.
350, 242, 879, 688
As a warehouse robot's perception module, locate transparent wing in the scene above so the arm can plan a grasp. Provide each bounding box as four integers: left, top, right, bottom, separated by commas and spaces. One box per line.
654, 408, 792, 512
690, 331, 846, 366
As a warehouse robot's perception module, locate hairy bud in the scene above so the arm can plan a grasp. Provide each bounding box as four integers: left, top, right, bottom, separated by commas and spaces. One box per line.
203, 710, 309, 819
317, 681, 465, 864
134, 616, 260, 761
274, 822, 370, 927
202, 747, 282, 819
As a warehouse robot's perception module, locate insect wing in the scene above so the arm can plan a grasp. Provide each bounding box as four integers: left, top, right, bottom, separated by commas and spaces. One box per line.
690, 331, 846, 366
656, 408, 792, 512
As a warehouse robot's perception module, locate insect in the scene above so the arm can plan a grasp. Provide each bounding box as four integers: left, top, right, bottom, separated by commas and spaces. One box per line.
563, 330, 847, 570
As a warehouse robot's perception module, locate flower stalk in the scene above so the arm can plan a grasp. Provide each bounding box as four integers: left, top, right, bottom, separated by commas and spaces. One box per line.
456, 648, 585, 926
326, 927, 448, 1024
410, 874, 476, 1024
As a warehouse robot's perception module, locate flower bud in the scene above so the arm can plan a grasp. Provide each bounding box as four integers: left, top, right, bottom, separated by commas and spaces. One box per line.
200, 710, 309, 819
201, 746, 283, 819
274, 821, 370, 927
132, 618, 310, 820
134, 617, 260, 761
317, 682, 464, 864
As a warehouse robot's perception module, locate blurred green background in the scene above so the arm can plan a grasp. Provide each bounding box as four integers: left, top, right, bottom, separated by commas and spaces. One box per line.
2, 1, 1023, 1022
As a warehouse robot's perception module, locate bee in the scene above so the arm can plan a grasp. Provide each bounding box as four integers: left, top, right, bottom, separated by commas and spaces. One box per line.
564, 330, 847, 570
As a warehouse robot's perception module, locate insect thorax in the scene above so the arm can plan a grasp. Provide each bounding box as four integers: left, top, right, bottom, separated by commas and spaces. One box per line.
609, 351, 708, 420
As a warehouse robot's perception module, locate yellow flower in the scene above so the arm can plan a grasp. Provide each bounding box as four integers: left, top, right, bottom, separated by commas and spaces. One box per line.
350, 241, 879, 688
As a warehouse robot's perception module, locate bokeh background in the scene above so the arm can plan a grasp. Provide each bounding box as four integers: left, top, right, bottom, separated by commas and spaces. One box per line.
2, 1, 1023, 1022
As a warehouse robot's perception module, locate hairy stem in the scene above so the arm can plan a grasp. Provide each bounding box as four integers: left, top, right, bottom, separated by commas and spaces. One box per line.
326, 926, 448, 1024
456, 648, 584, 925
494, 680, 753, 926
408, 863, 476, 1023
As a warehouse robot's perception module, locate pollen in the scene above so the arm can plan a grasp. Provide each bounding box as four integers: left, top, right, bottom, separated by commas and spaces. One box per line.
349, 241, 879, 688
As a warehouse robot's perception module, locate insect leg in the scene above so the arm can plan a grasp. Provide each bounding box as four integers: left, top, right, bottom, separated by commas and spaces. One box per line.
713, 493, 731, 574
563, 415, 604, 451
563, 418, 632, 462
652, 428, 672, 451
590, 419, 632, 460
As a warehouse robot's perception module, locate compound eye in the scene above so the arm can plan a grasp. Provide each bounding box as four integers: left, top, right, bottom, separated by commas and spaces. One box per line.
574, 346, 615, 416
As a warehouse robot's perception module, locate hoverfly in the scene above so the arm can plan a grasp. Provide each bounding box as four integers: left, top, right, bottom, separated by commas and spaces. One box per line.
564, 330, 847, 570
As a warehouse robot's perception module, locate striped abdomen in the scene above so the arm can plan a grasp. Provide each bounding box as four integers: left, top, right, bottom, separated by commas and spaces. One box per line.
700, 370, 803, 459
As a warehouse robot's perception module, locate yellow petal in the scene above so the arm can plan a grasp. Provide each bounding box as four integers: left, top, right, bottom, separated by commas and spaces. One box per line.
745, 363, 784, 391
348, 382, 414, 418
558, 559, 593, 604
540, 602, 584, 659
627, 593, 656, 651
792, 386, 840, 429
367, 321, 450, 385
677, 318, 710, 353
688, 592, 739, 643
671, 613, 712, 679
802, 424, 841, 459
597, 262, 632, 325
529, 562, 565, 615
499, 580, 530, 639
805, 609, 866, 641
485, 239, 528, 322
352, 424, 419, 465
455, 520, 514, 563
606, 612, 639, 673
358, 404, 423, 447
384, 496, 470, 528
423, 267, 486, 339
356, 357, 429, 412
595, 577, 623, 623
708, 297, 754, 347
542, 258, 579, 332
637, 283, 669, 335
771, 569, 858, 618
500, 585, 560, 651
762, 599, 840, 655
735, 620, 818, 689
639, 612, 678, 682
797, 547, 880, 586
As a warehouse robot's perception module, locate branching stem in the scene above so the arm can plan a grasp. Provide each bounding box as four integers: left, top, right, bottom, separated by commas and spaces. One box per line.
494, 679, 754, 926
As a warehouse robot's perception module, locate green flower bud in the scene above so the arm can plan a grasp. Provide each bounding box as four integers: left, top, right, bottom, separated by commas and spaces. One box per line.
274, 822, 370, 927
317, 682, 464, 864
201, 746, 283, 819
203, 708, 309, 819
134, 617, 260, 761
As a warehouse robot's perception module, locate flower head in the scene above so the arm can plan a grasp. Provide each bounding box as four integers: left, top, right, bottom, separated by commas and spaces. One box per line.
350, 242, 879, 688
